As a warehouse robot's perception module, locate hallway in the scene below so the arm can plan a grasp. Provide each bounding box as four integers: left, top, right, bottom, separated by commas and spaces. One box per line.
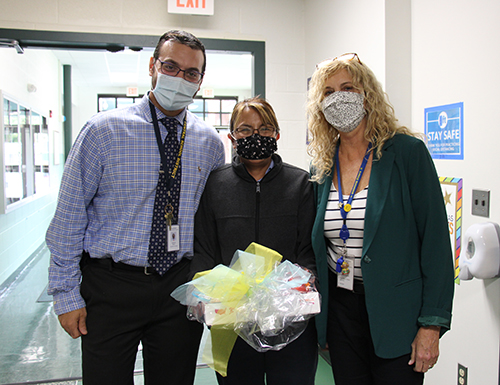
0, 245, 333, 385
0, 245, 218, 384
0, 245, 83, 383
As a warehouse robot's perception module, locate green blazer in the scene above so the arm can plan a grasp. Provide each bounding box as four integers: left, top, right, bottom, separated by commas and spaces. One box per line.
312, 134, 454, 358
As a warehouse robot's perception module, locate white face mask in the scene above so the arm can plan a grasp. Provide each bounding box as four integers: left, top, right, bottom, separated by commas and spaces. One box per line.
152, 73, 199, 111
321, 91, 366, 133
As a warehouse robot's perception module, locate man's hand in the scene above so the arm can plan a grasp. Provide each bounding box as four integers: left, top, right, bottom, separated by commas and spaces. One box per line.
408, 325, 440, 372
58, 308, 88, 339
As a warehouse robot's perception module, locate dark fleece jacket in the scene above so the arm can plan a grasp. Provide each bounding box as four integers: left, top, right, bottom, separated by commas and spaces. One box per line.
190, 154, 316, 277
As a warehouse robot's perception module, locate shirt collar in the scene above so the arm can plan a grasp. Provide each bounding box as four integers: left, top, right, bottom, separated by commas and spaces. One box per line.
158, 108, 186, 127
257, 159, 275, 182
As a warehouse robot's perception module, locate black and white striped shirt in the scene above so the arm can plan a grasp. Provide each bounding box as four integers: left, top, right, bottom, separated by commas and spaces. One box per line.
324, 182, 368, 280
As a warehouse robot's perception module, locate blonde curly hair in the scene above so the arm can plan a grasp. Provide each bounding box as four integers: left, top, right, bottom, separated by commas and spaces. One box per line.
307, 55, 416, 183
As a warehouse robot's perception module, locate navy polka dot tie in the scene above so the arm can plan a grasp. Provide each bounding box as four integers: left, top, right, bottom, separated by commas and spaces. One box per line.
147, 117, 182, 275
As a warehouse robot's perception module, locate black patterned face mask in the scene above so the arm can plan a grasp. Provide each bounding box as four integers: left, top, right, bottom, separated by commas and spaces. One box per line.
235, 133, 278, 159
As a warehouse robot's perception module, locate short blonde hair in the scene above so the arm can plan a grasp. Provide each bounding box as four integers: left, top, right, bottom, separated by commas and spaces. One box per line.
307, 56, 415, 183
230, 97, 280, 134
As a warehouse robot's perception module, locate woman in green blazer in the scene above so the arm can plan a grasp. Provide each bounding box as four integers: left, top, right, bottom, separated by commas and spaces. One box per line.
307, 54, 454, 385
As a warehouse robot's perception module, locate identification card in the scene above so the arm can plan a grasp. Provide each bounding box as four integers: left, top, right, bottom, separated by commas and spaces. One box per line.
337, 257, 354, 291
167, 225, 180, 252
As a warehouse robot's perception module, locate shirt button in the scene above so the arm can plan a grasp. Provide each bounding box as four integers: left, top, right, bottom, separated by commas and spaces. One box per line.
363, 255, 371, 263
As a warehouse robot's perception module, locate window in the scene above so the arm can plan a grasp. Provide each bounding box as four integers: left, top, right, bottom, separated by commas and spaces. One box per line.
188, 97, 237, 164
2, 94, 49, 211
98, 94, 144, 112
96, 94, 236, 163
98, 94, 237, 129
189, 97, 237, 128
32, 111, 50, 196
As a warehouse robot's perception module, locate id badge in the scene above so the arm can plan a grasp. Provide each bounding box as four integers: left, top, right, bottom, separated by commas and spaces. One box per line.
167, 225, 180, 252
337, 257, 354, 291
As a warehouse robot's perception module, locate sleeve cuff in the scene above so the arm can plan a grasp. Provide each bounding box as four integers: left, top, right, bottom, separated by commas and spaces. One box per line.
53, 285, 86, 315
417, 315, 451, 336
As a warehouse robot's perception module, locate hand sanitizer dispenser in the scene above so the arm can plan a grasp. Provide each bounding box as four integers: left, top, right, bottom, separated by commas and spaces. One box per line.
459, 222, 500, 280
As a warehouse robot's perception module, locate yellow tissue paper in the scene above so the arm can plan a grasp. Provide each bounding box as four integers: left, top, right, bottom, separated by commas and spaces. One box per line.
171, 242, 318, 377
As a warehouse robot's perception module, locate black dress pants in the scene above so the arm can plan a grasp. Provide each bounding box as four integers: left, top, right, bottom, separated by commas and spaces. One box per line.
327, 270, 424, 385
80, 257, 203, 385
216, 320, 318, 385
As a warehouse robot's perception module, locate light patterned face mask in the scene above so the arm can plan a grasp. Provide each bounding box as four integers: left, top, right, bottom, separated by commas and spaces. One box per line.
152, 73, 199, 111
321, 91, 366, 133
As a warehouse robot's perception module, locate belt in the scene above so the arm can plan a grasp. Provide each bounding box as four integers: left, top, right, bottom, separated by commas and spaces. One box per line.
87, 257, 158, 275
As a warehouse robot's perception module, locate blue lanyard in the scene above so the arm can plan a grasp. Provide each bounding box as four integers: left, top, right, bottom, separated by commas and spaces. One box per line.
149, 101, 187, 192
335, 142, 372, 272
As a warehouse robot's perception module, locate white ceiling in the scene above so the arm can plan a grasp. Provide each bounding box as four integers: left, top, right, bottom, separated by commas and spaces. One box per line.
51, 48, 253, 91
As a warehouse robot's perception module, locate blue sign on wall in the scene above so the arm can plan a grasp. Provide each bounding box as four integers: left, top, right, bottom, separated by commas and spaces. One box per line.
424, 102, 464, 160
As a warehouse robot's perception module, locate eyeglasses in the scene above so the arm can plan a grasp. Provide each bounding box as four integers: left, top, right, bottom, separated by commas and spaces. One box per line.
233, 126, 276, 138
157, 60, 204, 83
316, 53, 362, 69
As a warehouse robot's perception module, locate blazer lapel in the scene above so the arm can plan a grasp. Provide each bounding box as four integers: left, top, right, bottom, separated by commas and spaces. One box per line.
363, 146, 395, 255
317, 172, 333, 217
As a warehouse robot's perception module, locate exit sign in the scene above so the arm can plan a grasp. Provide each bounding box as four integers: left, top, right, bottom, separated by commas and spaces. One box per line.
168, 0, 214, 15
126, 87, 139, 97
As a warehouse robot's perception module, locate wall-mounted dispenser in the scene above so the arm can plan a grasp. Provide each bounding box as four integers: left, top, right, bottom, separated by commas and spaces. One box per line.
458, 222, 500, 280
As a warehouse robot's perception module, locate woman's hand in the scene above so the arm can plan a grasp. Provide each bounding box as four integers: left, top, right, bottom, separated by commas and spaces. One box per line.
408, 325, 441, 372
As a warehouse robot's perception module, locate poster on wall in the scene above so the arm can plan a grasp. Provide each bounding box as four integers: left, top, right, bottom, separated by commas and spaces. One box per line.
425, 102, 464, 160
439, 176, 462, 283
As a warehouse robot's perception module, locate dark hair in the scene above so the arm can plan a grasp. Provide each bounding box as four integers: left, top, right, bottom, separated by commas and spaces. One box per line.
153, 30, 207, 73
230, 97, 280, 134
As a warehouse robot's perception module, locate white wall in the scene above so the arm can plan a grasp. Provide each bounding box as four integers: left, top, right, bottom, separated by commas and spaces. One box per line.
304, 0, 386, 95
0, 49, 60, 122
0, 48, 64, 284
304, 0, 412, 126
412, 1, 500, 384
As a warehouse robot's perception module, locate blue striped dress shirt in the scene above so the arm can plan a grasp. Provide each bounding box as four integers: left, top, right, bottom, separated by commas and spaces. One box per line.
46, 94, 225, 315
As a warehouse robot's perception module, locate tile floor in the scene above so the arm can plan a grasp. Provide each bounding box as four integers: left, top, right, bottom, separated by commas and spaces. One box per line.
0, 245, 334, 385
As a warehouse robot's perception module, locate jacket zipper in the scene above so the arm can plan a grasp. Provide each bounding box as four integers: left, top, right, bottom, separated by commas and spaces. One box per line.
255, 181, 261, 243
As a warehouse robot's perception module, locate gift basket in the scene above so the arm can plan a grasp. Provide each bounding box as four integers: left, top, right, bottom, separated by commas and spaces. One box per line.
171, 243, 320, 376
